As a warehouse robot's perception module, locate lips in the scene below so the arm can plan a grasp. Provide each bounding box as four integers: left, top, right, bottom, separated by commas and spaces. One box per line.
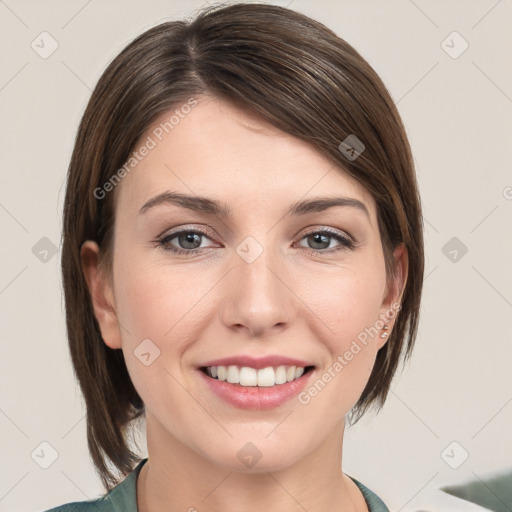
198, 367, 314, 410
197, 354, 316, 409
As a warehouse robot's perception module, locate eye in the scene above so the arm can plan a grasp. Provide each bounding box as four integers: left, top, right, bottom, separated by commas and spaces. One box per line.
297, 228, 355, 254
155, 228, 215, 255
155, 226, 355, 256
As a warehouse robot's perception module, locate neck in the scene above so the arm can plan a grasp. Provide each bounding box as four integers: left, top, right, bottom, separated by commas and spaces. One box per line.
137, 413, 368, 512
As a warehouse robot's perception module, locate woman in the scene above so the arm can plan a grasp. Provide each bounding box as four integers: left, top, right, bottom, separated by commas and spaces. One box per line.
48, 2, 424, 511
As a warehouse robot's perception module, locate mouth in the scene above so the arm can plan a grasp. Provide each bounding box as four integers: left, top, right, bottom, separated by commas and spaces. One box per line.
200, 364, 315, 387
197, 364, 316, 410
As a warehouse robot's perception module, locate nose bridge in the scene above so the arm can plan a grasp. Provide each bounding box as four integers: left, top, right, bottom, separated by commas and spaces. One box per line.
223, 234, 292, 334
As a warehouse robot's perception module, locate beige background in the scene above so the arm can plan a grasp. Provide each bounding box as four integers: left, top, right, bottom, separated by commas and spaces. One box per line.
1, 0, 511, 511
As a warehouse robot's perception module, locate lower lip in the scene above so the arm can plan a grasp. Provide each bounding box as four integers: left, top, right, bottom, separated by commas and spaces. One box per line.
198, 368, 314, 410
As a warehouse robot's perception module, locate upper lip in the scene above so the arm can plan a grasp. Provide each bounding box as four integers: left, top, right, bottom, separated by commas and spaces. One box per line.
199, 355, 314, 370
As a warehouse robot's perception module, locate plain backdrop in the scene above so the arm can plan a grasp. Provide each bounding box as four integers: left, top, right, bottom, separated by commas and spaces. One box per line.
0, 1, 511, 511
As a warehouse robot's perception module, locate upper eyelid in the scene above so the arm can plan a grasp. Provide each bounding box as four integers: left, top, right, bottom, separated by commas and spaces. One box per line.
157, 225, 215, 240
159, 226, 353, 244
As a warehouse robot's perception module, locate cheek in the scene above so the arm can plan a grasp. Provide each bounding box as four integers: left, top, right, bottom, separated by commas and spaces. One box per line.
300, 265, 386, 404
309, 267, 385, 347
111, 259, 210, 412
113, 252, 210, 343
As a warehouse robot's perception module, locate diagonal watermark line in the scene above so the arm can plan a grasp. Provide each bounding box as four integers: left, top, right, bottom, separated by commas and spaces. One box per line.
201, 471, 233, 502
469, 204, 499, 233
0, 62, 29, 92
471, 265, 512, 309
408, 0, 439, 28
472, 61, 512, 104
470, 470, 512, 511
61, 413, 86, 440
61, 471, 91, 498
104, 494, 125, 512
61, 470, 104, 512
266, 166, 334, 234
163, 267, 235, 337
0, 0, 29, 28
0, 407, 29, 438
162, 366, 233, 438
0, 265, 28, 295
164, 163, 198, 196
398, 472, 439, 511
61, 60, 92, 91
396, 62, 439, 104
471, 396, 512, 439
471, 0, 503, 30
391, 390, 439, 438
266, 472, 309, 512
423, 265, 438, 281
61, 0, 93, 29
163, 163, 234, 237
0, 471, 29, 503
425, 217, 439, 234
265, 409, 294, 438
266, 266, 336, 335
0, 202, 29, 233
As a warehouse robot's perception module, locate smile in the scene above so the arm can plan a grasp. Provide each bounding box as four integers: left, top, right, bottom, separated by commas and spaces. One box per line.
201, 365, 314, 387
198, 364, 315, 410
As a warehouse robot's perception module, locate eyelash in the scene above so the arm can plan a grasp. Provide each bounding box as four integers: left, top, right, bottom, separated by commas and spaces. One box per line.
154, 227, 355, 256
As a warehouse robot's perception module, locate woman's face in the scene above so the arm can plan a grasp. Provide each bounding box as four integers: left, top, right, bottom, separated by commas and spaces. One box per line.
84, 95, 406, 472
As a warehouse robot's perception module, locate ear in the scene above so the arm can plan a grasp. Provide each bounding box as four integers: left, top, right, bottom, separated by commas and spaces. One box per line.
377, 243, 408, 349
80, 240, 122, 349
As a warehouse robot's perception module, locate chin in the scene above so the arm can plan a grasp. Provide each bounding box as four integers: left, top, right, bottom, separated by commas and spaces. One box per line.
200, 435, 310, 475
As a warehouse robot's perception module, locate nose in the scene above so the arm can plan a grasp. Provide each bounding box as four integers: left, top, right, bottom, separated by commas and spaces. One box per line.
220, 242, 294, 338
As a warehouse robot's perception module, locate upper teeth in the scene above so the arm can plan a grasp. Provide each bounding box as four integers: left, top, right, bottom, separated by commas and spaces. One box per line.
206, 365, 305, 387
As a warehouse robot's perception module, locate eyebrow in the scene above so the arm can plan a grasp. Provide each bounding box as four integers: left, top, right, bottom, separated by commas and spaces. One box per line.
139, 191, 370, 220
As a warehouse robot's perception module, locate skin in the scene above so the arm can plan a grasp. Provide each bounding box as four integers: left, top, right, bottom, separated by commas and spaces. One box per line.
81, 96, 407, 512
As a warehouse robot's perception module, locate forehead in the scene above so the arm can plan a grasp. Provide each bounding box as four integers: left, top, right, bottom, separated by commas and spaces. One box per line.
114, 96, 377, 221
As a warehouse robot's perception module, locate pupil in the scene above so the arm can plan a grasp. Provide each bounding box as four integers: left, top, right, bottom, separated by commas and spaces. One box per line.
181, 232, 200, 249
311, 233, 328, 249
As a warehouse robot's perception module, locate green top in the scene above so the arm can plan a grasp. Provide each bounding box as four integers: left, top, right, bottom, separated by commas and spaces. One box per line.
43, 458, 390, 511
441, 469, 512, 512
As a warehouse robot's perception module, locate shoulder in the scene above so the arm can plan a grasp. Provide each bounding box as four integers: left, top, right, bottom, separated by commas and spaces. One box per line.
42, 501, 109, 511
348, 476, 390, 512
41, 492, 130, 512
42, 458, 148, 512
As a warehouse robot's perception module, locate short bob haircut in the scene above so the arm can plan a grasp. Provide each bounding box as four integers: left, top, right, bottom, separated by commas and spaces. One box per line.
61, 2, 424, 491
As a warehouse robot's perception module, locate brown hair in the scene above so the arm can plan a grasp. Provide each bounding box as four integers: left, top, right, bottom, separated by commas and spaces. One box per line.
61, 1, 424, 491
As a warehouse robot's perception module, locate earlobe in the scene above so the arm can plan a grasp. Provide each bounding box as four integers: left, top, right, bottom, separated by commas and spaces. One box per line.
80, 240, 122, 349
